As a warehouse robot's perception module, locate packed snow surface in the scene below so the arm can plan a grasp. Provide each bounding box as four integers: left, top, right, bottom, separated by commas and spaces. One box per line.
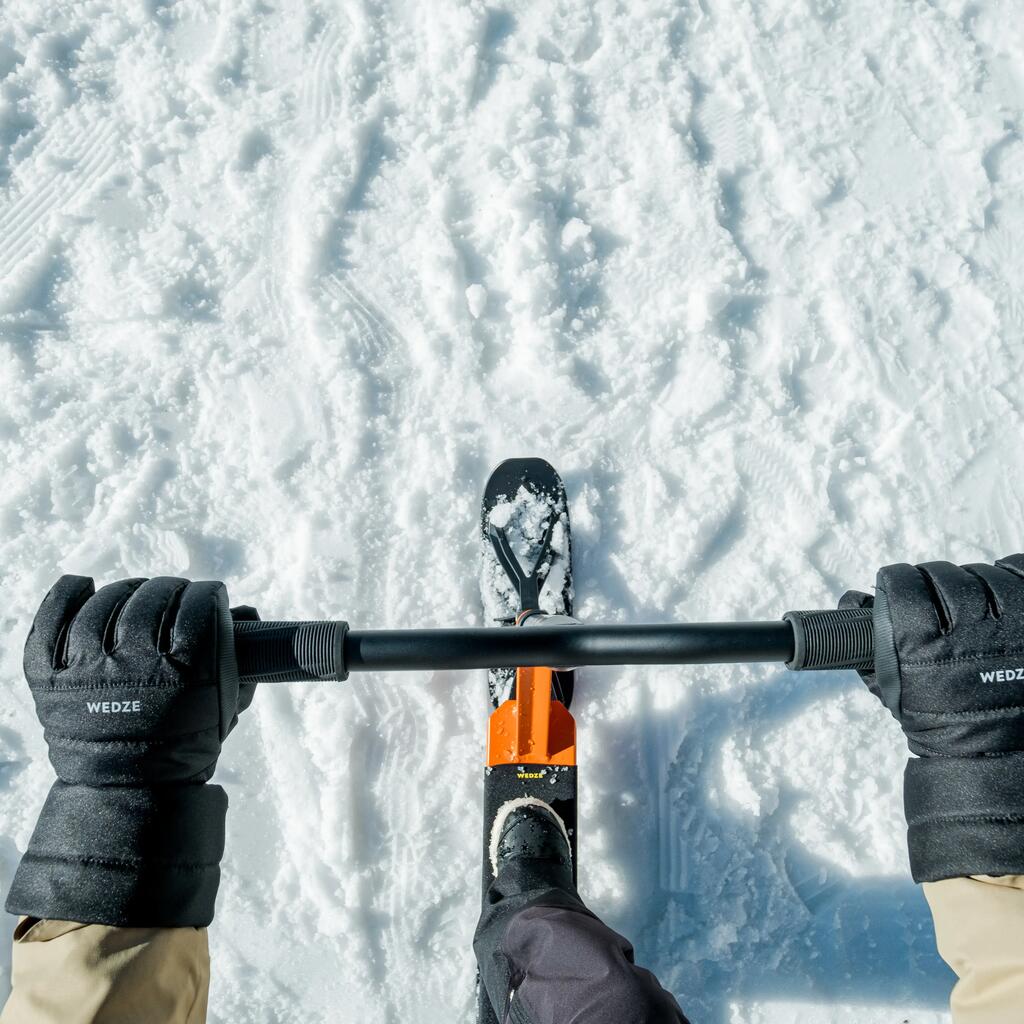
1, 0, 1021, 1020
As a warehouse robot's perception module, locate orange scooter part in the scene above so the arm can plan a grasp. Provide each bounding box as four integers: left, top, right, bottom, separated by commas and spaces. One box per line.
486, 665, 577, 767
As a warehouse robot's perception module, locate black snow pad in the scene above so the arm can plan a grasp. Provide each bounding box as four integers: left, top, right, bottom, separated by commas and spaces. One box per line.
480, 458, 574, 708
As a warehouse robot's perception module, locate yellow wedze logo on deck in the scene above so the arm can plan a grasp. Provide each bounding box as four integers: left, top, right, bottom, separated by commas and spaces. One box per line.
517, 771, 545, 779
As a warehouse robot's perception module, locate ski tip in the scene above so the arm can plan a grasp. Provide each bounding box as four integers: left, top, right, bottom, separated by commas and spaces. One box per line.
489, 456, 559, 474
481, 459, 568, 531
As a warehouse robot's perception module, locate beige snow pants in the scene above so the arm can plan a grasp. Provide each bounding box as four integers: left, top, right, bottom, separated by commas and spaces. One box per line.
0, 917, 208, 1024
924, 875, 1024, 1023
2, 877, 1023, 1022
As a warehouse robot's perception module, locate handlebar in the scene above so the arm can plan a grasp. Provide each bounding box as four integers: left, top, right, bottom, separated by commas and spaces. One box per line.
233, 607, 874, 684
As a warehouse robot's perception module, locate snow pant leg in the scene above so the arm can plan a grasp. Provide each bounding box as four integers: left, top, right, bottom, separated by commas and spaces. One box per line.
924, 875, 1024, 1024
0, 917, 209, 1024
473, 861, 688, 1024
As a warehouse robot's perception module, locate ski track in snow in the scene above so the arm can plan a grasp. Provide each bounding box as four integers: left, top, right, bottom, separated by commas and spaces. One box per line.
1, 0, 1022, 1020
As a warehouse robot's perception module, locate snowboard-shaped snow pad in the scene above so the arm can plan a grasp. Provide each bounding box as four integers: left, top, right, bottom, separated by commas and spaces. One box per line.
480, 458, 574, 708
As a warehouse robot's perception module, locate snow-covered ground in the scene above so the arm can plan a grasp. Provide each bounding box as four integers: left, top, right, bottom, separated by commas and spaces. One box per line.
2, 0, 1022, 1020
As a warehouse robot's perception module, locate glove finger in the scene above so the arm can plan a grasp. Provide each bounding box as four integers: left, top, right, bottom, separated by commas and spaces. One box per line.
172, 581, 240, 741
230, 605, 260, 622
876, 562, 946, 654
24, 575, 95, 680
961, 563, 1018, 619
115, 577, 189, 653
995, 553, 1024, 575
169, 581, 227, 675
66, 579, 146, 669
992, 556, 1024, 617
917, 561, 990, 631
236, 682, 257, 716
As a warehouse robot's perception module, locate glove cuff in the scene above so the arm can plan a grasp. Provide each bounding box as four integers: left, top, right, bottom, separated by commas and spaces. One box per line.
5, 780, 227, 927
905, 755, 1024, 882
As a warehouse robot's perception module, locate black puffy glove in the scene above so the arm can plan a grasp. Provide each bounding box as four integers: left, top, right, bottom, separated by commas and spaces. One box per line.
843, 555, 1024, 882
5, 575, 256, 927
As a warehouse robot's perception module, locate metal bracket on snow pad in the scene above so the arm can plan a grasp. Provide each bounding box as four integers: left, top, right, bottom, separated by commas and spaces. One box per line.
487, 520, 555, 617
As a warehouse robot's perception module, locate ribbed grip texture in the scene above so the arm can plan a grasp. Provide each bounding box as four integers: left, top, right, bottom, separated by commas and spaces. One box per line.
233, 620, 348, 683
783, 608, 874, 671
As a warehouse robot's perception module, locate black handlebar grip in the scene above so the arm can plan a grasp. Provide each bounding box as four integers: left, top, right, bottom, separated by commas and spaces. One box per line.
783, 608, 874, 671
233, 620, 349, 683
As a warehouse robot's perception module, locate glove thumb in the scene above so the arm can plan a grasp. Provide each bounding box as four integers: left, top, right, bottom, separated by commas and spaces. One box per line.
228, 604, 260, 723
838, 589, 887, 707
